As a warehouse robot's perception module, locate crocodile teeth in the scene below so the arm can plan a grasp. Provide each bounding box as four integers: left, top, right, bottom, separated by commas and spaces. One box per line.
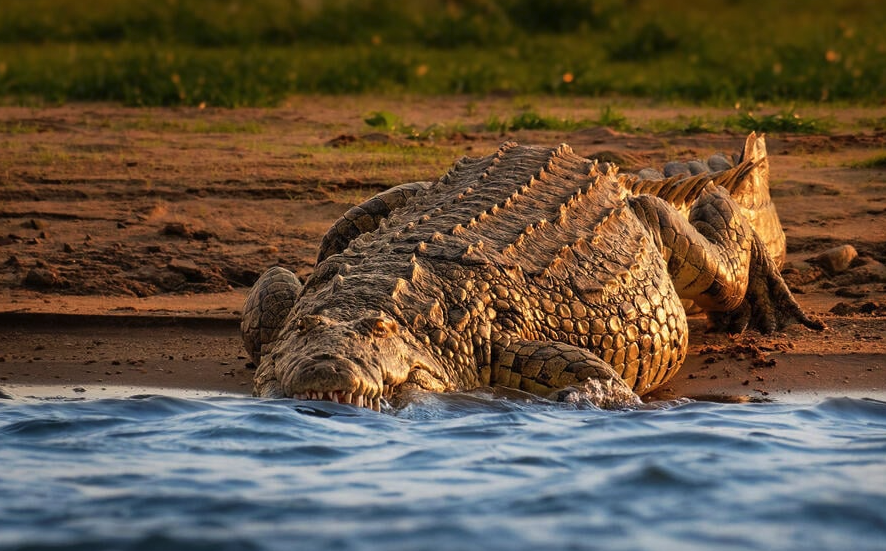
296, 389, 385, 411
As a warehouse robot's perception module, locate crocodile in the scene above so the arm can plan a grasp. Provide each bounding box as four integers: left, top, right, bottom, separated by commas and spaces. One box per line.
241, 132, 822, 410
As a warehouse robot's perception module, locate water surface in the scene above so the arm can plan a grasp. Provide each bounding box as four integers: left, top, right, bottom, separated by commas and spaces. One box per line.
1, 391, 885, 551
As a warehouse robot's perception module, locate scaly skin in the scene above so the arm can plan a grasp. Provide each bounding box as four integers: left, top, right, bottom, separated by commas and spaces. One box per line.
241, 133, 822, 410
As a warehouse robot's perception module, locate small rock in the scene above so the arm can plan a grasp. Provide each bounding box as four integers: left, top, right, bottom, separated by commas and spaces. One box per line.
62, 243, 75, 253
26, 219, 47, 230
663, 161, 690, 178
72, 387, 86, 393
707, 153, 732, 172
809, 244, 857, 274
637, 168, 665, 180
168, 258, 207, 281
191, 229, 216, 241
24, 267, 62, 288
687, 160, 709, 175
326, 134, 358, 148
162, 222, 192, 237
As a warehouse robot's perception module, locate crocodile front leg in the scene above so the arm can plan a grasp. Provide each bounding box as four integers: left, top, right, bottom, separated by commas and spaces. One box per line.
629, 184, 823, 334
241, 266, 302, 368
491, 338, 642, 408
316, 180, 433, 263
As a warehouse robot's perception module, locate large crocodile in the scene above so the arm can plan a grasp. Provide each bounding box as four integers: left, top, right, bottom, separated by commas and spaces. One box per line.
241, 132, 822, 410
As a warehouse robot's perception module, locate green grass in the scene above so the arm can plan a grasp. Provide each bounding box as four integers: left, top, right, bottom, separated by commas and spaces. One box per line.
855, 116, 886, 131
851, 153, 886, 169
364, 111, 415, 134
647, 115, 723, 134
484, 106, 632, 133
728, 109, 832, 134
1, 0, 885, 107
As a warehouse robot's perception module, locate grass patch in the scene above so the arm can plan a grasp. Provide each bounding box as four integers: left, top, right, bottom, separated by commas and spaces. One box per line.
0, 0, 884, 106
647, 115, 723, 134
594, 106, 631, 131
851, 153, 886, 169
364, 111, 416, 135
727, 109, 831, 134
485, 106, 632, 133
0, 121, 43, 134
856, 116, 886, 131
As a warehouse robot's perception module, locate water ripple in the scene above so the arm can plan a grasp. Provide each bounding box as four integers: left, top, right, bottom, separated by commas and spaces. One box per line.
1, 394, 885, 551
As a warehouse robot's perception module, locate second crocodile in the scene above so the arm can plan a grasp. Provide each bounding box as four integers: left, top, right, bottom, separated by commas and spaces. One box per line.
241, 132, 822, 410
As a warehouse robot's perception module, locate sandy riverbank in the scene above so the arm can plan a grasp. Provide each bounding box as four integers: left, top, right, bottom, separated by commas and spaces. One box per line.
2, 98, 885, 403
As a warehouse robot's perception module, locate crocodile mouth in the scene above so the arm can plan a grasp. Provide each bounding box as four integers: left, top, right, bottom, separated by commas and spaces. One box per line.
294, 385, 396, 412
286, 352, 402, 412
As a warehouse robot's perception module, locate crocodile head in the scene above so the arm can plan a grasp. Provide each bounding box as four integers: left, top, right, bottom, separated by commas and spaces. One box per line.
264, 308, 449, 411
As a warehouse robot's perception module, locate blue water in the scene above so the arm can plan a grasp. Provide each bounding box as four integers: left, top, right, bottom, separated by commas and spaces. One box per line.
1, 392, 885, 551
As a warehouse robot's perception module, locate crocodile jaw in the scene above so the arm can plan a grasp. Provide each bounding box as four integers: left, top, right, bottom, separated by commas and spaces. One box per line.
281, 355, 398, 412
265, 313, 449, 411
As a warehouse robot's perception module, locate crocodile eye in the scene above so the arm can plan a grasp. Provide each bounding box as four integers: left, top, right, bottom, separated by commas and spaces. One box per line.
295, 315, 322, 334
367, 317, 398, 338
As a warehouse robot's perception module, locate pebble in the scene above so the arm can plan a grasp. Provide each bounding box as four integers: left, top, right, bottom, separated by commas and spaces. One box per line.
24, 267, 61, 288
663, 161, 690, 178
707, 153, 732, 172
809, 244, 857, 274
163, 222, 191, 237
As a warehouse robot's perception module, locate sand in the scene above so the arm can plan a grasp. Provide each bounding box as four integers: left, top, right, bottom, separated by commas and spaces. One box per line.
1, 97, 885, 403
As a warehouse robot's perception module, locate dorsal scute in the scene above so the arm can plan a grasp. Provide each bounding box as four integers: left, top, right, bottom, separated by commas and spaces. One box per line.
332, 142, 644, 297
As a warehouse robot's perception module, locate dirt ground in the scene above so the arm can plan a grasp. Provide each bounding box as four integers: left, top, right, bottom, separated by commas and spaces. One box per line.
1, 96, 885, 403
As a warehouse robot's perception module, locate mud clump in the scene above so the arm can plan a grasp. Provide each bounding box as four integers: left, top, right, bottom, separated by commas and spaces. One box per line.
23, 266, 65, 288
167, 258, 210, 282
830, 301, 886, 316
162, 223, 216, 241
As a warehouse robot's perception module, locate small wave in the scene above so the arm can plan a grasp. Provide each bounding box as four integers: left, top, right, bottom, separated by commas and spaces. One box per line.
1, 395, 885, 551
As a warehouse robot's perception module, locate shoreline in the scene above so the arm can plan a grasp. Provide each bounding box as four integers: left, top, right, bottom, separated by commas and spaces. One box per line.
2, 310, 883, 405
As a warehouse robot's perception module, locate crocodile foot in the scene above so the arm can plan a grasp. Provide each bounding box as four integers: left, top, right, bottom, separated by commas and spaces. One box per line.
707, 236, 825, 334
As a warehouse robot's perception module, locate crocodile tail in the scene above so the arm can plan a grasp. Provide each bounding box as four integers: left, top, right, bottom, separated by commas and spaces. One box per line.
623, 171, 718, 215
730, 132, 786, 267
623, 132, 785, 266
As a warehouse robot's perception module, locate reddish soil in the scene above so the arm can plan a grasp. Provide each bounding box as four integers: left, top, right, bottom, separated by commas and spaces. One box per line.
1, 97, 885, 403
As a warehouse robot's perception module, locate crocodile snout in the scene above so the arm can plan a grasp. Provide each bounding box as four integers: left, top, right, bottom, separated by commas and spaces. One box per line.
283, 354, 387, 411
